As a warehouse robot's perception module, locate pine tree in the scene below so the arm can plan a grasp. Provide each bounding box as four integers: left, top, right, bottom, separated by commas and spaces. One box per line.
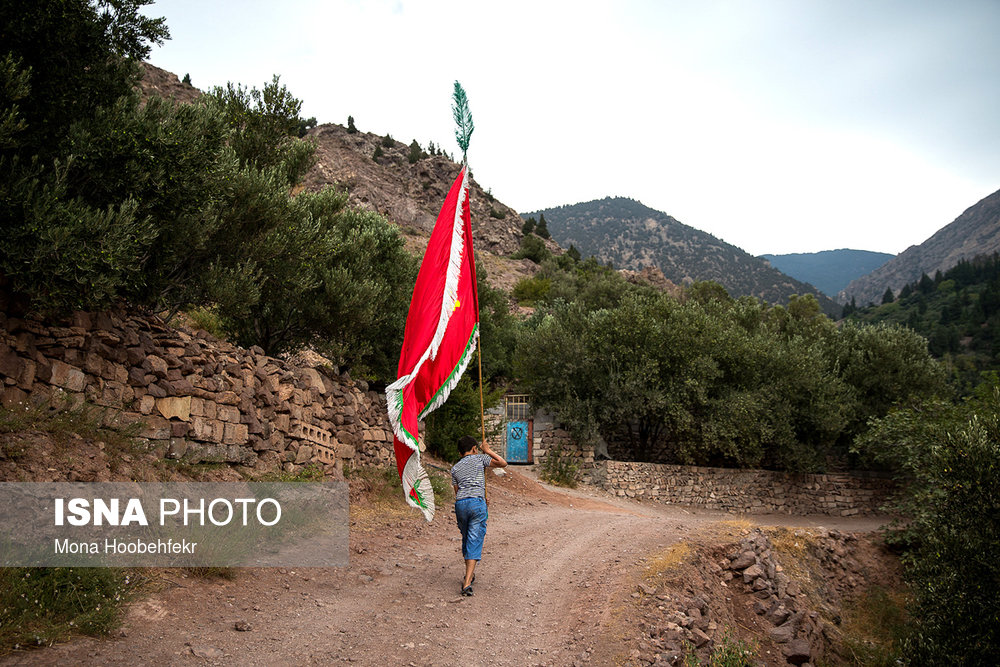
535, 213, 551, 239
882, 287, 895, 305
407, 139, 422, 164
347, 115, 357, 133
522, 217, 536, 236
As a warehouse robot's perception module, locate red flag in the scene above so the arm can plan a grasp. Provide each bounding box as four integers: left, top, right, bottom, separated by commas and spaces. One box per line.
386, 167, 479, 521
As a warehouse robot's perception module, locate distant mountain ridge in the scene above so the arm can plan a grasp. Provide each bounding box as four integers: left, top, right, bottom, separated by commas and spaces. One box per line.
524, 197, 839, 315
840, 188, 1000, 305
761, 249, 893, 298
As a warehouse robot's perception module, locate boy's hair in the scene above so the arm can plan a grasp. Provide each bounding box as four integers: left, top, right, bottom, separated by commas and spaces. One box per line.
458, 435, 479, 454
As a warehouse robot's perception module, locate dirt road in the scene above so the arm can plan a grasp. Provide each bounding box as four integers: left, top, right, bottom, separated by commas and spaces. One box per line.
5, 470, 886, 666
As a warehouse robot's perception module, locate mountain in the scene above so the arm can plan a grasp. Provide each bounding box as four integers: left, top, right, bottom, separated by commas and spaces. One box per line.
303, 124, 526, 257
139, 63, 201, 104
840, 188, 1000, 306
523, 197, 840, 315
760, 249, 893, 298
138, 64, 538, 291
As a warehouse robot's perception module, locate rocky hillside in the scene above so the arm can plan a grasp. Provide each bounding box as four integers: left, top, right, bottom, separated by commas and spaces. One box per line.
525, 197, 840, 315
761, 249, 894, 298
138, 65, 535, 289
138, 63, 201, 104
840, 187, 1000, 305
303, 124, 524, 257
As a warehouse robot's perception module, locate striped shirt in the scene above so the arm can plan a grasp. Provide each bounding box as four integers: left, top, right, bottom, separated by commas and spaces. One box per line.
451, 454, 492, 500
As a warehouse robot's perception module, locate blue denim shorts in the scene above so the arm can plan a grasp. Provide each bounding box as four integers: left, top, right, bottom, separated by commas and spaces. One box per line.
455, 496, 488, 560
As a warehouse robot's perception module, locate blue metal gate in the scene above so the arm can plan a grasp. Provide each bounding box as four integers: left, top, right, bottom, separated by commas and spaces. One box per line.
506, 421, 529, 463
504, 395, 532, 464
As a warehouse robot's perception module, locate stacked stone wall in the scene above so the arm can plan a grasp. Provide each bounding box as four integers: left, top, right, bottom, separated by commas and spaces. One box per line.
594, 460, 893, 516
0, 309, 395, 473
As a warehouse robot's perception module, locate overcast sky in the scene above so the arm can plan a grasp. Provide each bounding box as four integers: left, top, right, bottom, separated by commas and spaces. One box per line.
142, 0, 1000, 256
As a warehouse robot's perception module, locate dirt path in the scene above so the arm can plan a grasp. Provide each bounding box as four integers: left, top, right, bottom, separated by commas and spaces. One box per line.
5, 471, 888, 666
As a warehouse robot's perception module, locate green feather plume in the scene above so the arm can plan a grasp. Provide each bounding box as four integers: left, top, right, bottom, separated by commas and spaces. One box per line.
452, 81, 474, 165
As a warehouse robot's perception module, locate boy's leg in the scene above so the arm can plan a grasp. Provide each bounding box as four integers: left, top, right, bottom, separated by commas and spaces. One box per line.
463, 559, 476, 588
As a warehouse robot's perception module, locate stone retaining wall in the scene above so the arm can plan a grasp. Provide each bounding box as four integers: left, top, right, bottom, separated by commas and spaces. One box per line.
593, 460, 893, 516
0, 309, 395, 473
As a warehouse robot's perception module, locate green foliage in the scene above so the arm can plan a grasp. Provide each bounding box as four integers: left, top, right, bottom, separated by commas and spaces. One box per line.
296, 115, 316, 138
539, 446, 579, 487
185, 306, 226, 339
205, 76, 315, 185
346, 115, 357, 133
407, 139, 422, 164
849, 253, 1000, 394
1, 4, 415, 381
512, 277, 551, 305
708, 629, 759, 666
181, 72, 191, 85
534, 213, 551, 239
381, 133, 394, 148
0, 567, 145, 653
882, 286, 895, 304
521, 216, 536, 236
372, 144, 384, 161
827, 321, 947, 447
855, 383, 1000, 665
0, 0, 167, 161
566, 244, 581, 263
488, 207, 504, 219
211, 196, 416, 378
512, 234, 550, 264
516, 281, 944, 471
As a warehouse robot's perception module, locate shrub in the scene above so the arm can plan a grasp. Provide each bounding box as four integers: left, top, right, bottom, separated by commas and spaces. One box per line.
539, 446, 578, 487
0, 567, 145, 652
512, 277, 551, 305
512, 234, 550, 264
407, 139, 422, 164
856, 383, 1000, 664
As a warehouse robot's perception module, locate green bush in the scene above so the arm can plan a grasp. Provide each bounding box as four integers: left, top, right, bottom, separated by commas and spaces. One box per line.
511, 234, 550, 264
512, 277, 551, 305
0, 567, 145, 653
856, 383, 1000, 664
407, 139, 422, 164
539, 446, 579, 487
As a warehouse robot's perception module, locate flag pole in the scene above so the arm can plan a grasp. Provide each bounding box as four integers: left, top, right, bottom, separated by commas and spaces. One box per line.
453, 79, 489, 463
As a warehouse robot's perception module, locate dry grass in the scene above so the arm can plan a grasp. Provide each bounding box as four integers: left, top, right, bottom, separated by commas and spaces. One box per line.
644, 542, 694, 579
705, 517, 757, 539
839, 586, 909, 666
767, 526, 822, 588
346, 464, 455, 531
